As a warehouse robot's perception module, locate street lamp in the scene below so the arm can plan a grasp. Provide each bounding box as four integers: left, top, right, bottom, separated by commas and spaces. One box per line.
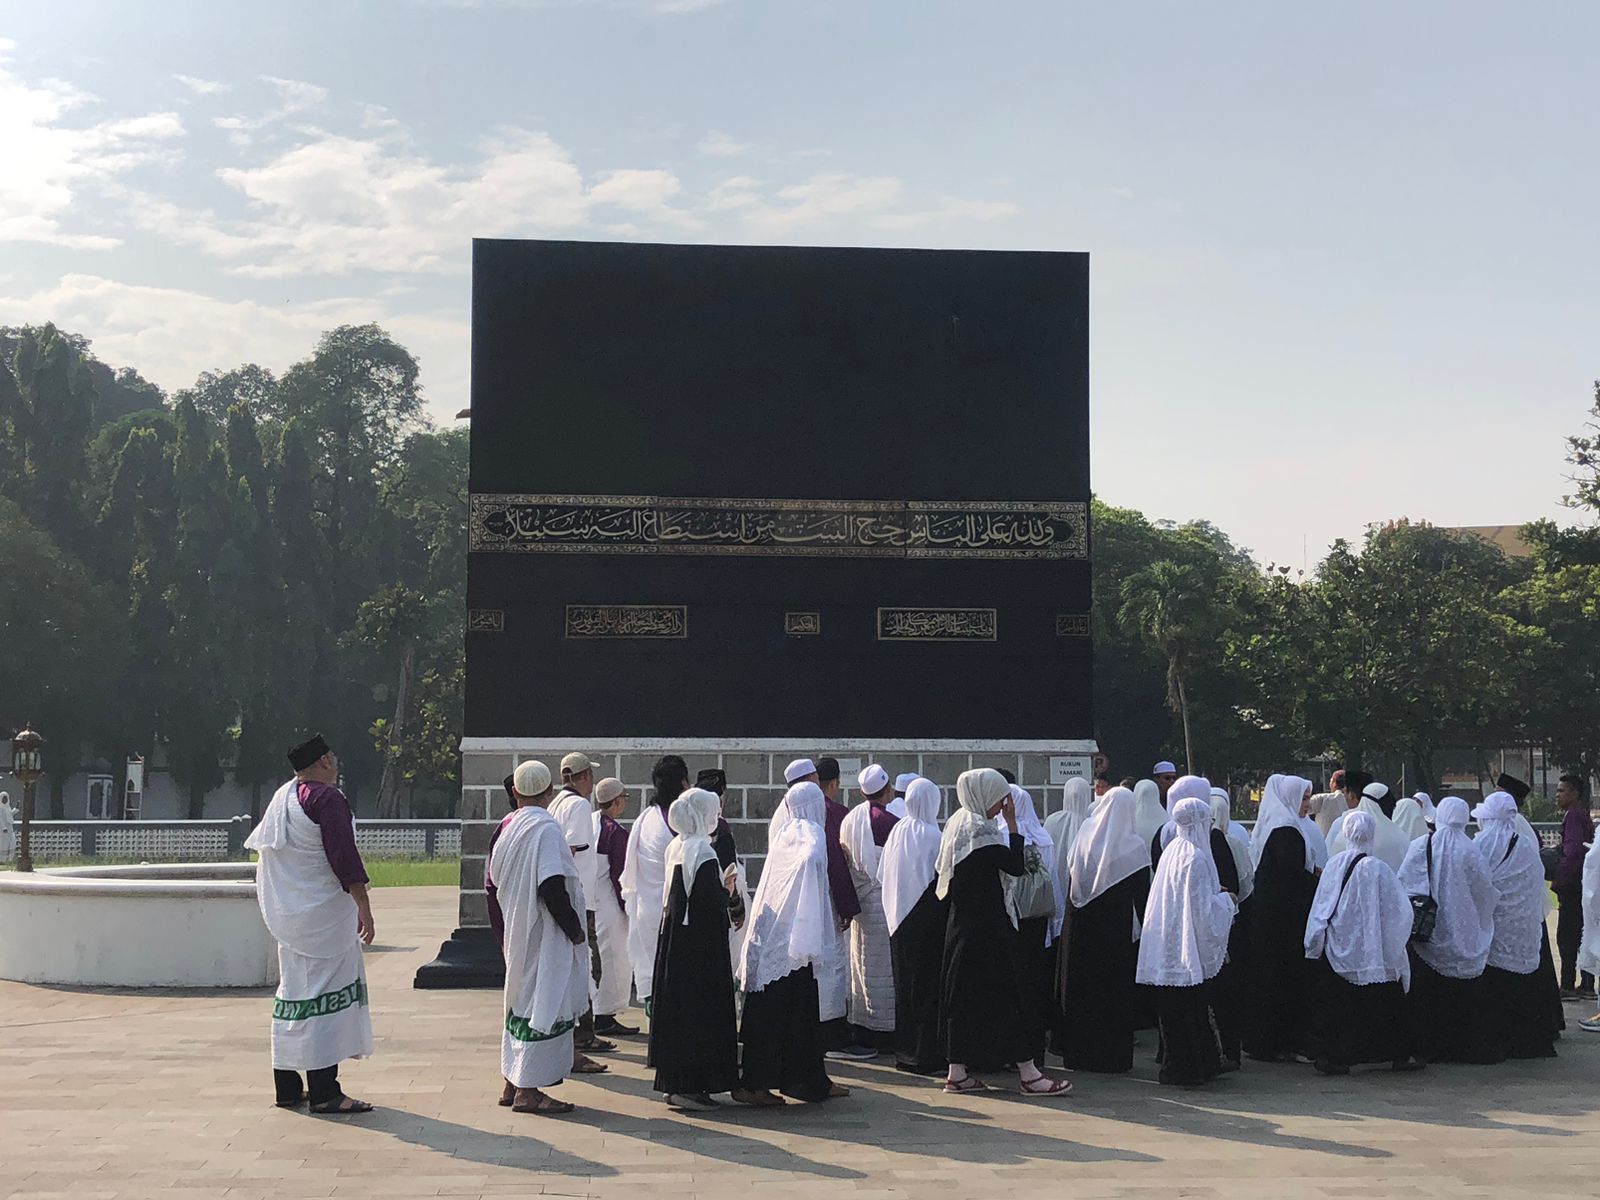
11, 725, 43, 873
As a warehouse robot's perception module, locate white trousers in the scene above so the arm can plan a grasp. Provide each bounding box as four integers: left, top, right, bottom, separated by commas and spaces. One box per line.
593, 879, 632, 1017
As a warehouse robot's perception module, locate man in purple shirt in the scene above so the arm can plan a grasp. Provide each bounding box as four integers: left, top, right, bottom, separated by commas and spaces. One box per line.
1554, 773, 1597, 1000
815, 757, 867, 1058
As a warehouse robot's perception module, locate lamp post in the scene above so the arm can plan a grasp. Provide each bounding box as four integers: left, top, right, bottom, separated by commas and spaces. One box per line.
11, 725, 43, 873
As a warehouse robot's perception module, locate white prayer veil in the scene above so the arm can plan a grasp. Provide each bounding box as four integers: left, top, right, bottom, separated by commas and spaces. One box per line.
1206, 789, 1255, 903
1471, 791, 1545, 973
1132, 778, 1166, 846
1046, 777, 1094, 910
738, 782, 831, 995
1390, 795, 1429, 841
1304, 810, 1413, 989
1136, 796, 1236, 987
1157, 775, 1213, 850
1396, 796, 1497, 979
934, 768, 1010, 901
839, 796, 884, 880
662, 788, 721, 919
1413, 791, 1437, 821
1329, 789, 1411, 871
880, 778, 942, 934
1250, 774, 1315, 870
1068, 785, 1151, 910
1580, 837, 1600, 979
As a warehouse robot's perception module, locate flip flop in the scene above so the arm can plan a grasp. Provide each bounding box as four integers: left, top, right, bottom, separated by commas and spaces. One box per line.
513, 1091, 575, 1115
1019, 1076, 1073, 1097
943, 1076, 991, 1094
571, 1055, 609, 1074
576, 1036, 617, 1053
310, 1095, 374, 1114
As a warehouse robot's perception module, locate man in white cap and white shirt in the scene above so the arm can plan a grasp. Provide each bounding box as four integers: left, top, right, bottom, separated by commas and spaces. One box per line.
838, 764, 899, 1056
889, 774, 919, 820
549, 752, 613, 1056
1153, 761, 1179, 811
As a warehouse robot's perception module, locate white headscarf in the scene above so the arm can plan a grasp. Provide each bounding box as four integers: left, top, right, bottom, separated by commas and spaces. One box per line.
934, 768, 1010, 901
1136, 797, 1236, 987
738, 782, 831, 995
1303, 811, 1413, 989
1329, 791, 1411, 871
1396, 796, 1497, 979
1157, 775, 1213, 849
880, 778, 942, 934
1472, 791, 1545, 974
1208, 792, 1256, 903
1132, 778, 1166, 846
662, 788, 721, 920
839, 797, 884, 881
1390, 795, 1429, 841
1045, 778, 1093, 904
1251, 774, 1315, 870
1579, 837, 1600, 980
1010, 785, 1065, 943
1413, 791, 1436, 822
1067, 785, 1150, 911
1209, 787, 1249, 844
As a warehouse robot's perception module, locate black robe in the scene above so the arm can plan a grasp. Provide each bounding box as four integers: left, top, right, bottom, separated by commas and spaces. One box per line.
891, 881, 948, 1074
1156, 983, 1221, 1086
738, 965, 832, 1101
1482, 964, 1558, 1060
1207, 827, 1245, 1066
939, 834, 1033, 1069
1057, 869, 1149, 1073
1407, 951, 1503, 1065
1306, 954, 1412, 1068
1243, 826, 1317, 1061
648, 859, 739, 1096
1016, 914, 1056, 1066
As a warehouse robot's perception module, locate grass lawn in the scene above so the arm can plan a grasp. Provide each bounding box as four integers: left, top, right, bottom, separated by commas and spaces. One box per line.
365, 858, 460, 887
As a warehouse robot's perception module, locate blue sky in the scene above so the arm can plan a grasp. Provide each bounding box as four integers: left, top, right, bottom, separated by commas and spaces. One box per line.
2, 1, 1596, 568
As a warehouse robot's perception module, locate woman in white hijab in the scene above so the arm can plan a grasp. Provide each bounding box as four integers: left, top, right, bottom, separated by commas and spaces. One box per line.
1137, 796, 1237, 1085
1058, 786, 1151, 1073
1396, 796, 1500, 1064
1243, 774, 1320, 1063
1389, 795, 1429, 842
1473, 791, 1558, 1059
1302, 811, 1425, 1076
1007, 785, 1064, 1066
649, 790, 739, 1109
734, 783, 848, 1106
1045, 777, 1093, 884
1328, 782, 1411, 870
1132, 778, 1167, 847
937, 769, 1072, 1097
879, 778, 946, 1074
1210, 787, 1250, 845
1579, 838, 1600, 1032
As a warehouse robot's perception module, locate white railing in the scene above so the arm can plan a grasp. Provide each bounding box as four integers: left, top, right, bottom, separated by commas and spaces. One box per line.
7, 819, 461, 864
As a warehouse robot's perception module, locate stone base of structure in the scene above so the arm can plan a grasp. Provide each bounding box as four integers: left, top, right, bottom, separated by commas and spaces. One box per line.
413, 737, 1096, 989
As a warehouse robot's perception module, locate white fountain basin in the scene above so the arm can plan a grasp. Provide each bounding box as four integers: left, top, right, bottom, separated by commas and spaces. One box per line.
0, 862, 278, 987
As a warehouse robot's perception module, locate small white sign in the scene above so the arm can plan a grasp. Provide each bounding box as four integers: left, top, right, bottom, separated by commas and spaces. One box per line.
836, 757, 863, 778
1049, 755, 1093, 785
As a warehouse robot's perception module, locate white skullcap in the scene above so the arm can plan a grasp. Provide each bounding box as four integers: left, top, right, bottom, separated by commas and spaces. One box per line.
894, 773, 920, 791
513, 760, 552, 797
594, 777, 627, 806
858, 764, 890, 796
1153, 760, 1178, 775
1361, 781, 1390, 802
783, 758, 817, 784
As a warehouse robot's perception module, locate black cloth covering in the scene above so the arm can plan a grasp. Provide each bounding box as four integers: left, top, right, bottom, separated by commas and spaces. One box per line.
938, 833, 1033, 1069
1406, 951, 1504, 1064
1208, 827, 1246, 1065
1016, 914, 1056, 1067
1538, 925, 1566, 1033
1243, 826, 1317, 1061
1155, 984, 1221, 1086
648, 860, 739, 1096
738, 965, 833, 1101
1482, 965, 1559, 1060
1306, 955, 1412, 1067
1056, 869, 1148, 1073
890, 881, 948, 1074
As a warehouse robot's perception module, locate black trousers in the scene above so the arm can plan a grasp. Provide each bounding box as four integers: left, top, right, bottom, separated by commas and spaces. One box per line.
275, 1066, 339, 1106
1555, 887, 1594, 991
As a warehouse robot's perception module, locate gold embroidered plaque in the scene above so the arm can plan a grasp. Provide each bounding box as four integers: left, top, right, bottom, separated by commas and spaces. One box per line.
876, 607, 997, 642
1055, 613, 1091, 637
784, 611, 822, 636
565, 605, 687, 639
467, 608, 505, 633
470, 494, 1087, 560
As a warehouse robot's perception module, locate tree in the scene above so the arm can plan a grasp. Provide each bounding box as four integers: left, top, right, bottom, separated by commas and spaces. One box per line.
0, 324, 99, 557
1118, 559, 1212, 773
176, 365, 280, 428
1563, 380, 1600, 513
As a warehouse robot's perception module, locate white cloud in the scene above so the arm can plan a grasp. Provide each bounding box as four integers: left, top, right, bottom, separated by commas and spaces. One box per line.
174, 74, 230, 96
588, 168, 700, 228
697, 130, 748, 157
262, 76, 329, 109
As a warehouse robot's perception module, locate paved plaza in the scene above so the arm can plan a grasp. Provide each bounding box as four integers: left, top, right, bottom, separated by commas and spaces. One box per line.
2, 885, 1595, 1200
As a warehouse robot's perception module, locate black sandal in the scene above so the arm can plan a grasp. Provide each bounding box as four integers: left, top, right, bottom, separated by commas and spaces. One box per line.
310, 1095, 374, 1114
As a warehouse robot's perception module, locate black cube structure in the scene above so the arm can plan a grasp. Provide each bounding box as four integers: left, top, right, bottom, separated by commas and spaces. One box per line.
417, 239, 1094, 987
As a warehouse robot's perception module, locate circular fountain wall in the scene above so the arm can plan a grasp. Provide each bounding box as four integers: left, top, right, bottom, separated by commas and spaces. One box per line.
0, 862, 278, 987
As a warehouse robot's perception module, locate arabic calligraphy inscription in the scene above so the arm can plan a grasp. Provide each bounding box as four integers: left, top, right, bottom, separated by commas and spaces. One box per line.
565, 605, 688, 639
876, 607, 997, 642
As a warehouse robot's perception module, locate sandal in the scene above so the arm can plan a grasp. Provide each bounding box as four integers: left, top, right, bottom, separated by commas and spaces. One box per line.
512, 1088, 575, 1115
310, 1095, 375, 1114
943, 1076, 991, 1094
498, 1080, 516, 1107
731, 1088, 787, 1107
826, 1082, 850, 1099
575, 1036, 617, 1053
571, 1055, 609, 1075
1019, 1075, 1072, 1097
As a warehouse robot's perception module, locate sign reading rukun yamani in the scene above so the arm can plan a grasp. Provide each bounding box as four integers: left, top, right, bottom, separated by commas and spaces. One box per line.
471, 494, 1087, 560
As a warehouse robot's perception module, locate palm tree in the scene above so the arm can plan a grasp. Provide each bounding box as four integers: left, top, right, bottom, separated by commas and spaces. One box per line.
1118, 560, 1206, 773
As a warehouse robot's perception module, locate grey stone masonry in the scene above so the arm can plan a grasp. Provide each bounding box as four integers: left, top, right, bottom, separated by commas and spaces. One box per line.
455, 738, 1096, 930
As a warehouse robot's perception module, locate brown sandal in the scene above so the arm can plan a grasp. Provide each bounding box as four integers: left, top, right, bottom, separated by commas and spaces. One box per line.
512, 1088, 575, 1115
571, 1054, 609, 1074
943, 1076, 991, 1094
310, 1095, 374, 1114
731, 1088, 787, 1107
498, 1080, 516, 1107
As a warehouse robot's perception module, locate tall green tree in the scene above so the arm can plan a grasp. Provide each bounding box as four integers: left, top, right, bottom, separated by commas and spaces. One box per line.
1118, 559, 1210, 773
0, 324, 99, 557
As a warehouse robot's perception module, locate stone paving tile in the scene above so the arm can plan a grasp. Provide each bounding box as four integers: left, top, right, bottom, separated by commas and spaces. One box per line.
2, 887, 1596, 1200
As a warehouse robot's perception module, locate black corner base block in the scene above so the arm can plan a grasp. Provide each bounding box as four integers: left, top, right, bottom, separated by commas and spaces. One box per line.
413, 926, 505, 989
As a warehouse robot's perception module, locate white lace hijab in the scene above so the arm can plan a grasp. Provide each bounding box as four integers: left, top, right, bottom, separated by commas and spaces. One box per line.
1304, 811, 1413, 989
879, 778, 942, 934
1396, 796, 1497, 979
737, 782, 831, 995
1136, 797, 1237, 987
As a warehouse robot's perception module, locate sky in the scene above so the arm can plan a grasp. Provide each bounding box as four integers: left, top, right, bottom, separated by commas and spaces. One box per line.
2, 0, 1597, 569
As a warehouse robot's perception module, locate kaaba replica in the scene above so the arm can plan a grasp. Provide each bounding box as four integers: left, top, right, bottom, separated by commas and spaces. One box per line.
417, 238, 1095, 987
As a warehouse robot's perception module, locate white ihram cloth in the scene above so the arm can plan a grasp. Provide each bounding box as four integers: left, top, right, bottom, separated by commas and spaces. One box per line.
1045, 777, 1093, 901
662, 790, 721, 919
1303, 811, 1412, 989
1579, 836, 1600, 979
590, 811, 632, 1018
620, 803, 673, 1003
1328, 797, 1410, 871
1009, 785, 1065, 944
880, 779, 942, 935
739, 783, 830, 996
550, 788, 599, 908
840, 800, 895, 1031
246, 779, 372, 1071
491, 805, 589, 1088
1390, 796, 1429, 841
1132, 779, 1166, 846
1472, 792, 1545, 974
1137, 797, 1236, 987
935, 769, 1011, 908
1396, 797, 1497, 979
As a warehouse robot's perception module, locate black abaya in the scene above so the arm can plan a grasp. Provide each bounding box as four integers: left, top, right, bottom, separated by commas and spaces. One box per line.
890, 881, 947, 1074
1482, 965, 1558, 1060
939, 834, 1033, 1069
738, 965, 833, 1101
1155, 985, 1221, 1085
1208, 827, 1245, 1067
1057, 870, 1148, 1073
1243, 826, 1317, 1061
1406, 951, 1504, 1065
648, 860, 739, 1096
1306, 955, 1412, 1068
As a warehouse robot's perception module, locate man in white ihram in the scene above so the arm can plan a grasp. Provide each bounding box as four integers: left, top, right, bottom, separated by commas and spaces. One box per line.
0, 793, 14, 863
246, 734, 376, 1114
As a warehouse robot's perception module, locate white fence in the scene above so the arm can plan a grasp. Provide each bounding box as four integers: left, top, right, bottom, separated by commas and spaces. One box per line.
9, 819, 461, 864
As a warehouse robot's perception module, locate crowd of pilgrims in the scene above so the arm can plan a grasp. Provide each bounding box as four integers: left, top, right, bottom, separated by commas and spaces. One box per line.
483, 750, 1594, 1116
